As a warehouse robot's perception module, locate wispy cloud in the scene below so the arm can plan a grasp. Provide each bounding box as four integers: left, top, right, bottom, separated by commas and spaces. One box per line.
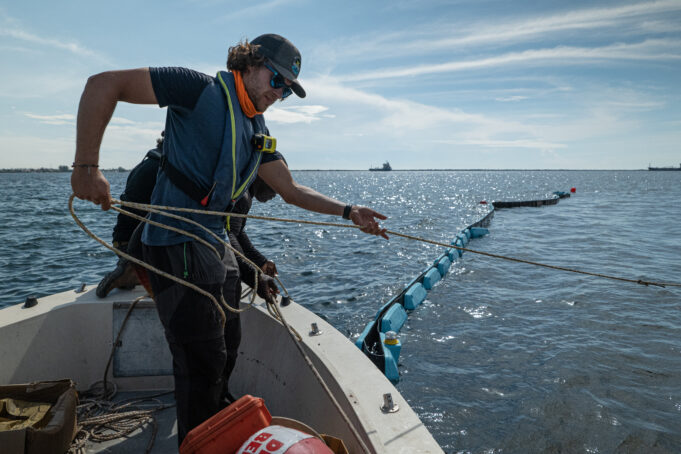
405, 0, 681, 52
0, 13, 110, 63
313, 0, 681, 66
495, 96, 529, 103
282, 76, 560, 154
23, 113, 142, 127
24, 113, 75, 125
343, 39, 681, 82
266, 105, 334, 124
215, 0, 303, 22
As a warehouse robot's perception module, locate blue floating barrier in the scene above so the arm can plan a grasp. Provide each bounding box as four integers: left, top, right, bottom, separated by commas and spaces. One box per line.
436, 256, 451, 276
457, 233, 468, 247
380, 304, 408, 333
404, 282, 427, 310
464, 228, 471, 240
381, 333, 400, 383
423, 267, 441, 290
470, 227, 489, 238
447, 247, 458, 261
450, 239, 464, 257
355, 321, 374, 350
373, 298, 395, 319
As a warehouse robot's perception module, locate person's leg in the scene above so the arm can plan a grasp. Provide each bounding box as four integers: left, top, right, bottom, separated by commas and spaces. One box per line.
221, 269, 241, 404
95, 256, 139, 298
169, 330, 226, 443
97, 157, 160, 298
143, 240, 235, 446
112, 156, 159, 244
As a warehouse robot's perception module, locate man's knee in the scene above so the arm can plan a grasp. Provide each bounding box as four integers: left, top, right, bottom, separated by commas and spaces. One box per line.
171, 337, 227, 382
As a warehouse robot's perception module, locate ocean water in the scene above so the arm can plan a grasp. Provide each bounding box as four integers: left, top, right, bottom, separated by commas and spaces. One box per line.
1, 170, 680, 453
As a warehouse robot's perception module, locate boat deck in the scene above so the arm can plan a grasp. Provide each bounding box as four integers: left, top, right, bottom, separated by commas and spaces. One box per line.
1, 286, 444, 454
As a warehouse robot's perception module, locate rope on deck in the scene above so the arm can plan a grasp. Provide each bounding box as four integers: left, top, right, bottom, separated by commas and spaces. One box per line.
69, 296, 174, 454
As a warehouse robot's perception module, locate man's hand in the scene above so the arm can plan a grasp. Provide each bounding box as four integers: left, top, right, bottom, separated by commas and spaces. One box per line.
71, 167, 112, 210
350, 206, 389, 240
257, 274, 280, 304
261, 260, 278, 276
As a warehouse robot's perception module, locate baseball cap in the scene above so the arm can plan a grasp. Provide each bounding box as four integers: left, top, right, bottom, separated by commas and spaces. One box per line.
251, 34, 306, 98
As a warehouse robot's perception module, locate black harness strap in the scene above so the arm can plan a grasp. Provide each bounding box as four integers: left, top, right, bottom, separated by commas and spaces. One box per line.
159, 154, 216, 206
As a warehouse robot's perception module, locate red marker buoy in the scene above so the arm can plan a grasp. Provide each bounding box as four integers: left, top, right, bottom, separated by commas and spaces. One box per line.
480, 201, 488, 205
570, 187, 576, 193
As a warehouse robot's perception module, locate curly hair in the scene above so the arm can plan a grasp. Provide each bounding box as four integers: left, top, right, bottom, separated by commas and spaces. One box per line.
227, 39, 266, 71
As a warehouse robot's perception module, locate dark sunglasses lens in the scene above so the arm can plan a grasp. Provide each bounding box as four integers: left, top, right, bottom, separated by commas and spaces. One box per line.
271, 73, 287, 89
266, 64, 293, 98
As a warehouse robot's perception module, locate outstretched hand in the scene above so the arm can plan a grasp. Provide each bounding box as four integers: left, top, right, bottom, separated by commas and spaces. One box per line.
350, 206, 389, 240
71, 167, 112, 210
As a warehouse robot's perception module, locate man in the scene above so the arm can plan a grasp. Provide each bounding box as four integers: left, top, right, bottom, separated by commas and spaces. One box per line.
71, 33, 387, 444
96, 141, 284, 409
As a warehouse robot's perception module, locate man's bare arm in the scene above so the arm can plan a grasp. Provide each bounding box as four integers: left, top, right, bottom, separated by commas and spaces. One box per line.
258, 159, 388, 239
72, 68, 157, 210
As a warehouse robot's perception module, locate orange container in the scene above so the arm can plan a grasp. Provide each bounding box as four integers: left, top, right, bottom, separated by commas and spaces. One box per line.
179, 395, 272, 454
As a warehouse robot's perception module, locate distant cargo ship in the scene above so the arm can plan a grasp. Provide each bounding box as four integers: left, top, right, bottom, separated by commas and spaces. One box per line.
648, 163, 681, 171
370, 161, 392, 171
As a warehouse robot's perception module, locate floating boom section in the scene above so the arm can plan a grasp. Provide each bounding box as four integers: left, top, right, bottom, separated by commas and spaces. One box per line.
492, 191, 570, 209
355, 208, 495, 383
356, 190, 572, 383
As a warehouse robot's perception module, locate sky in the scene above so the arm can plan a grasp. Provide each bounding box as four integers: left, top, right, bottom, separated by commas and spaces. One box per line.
1, 0, 680, 170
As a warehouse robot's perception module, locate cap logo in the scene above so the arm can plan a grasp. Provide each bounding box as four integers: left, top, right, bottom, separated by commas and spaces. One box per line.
291, 57, 301, 77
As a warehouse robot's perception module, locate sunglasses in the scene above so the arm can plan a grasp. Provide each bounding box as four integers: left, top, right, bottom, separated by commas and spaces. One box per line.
264, 62, 293, 100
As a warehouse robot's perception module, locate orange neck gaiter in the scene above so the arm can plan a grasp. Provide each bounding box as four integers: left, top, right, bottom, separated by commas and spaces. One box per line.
232, 70, 262, 118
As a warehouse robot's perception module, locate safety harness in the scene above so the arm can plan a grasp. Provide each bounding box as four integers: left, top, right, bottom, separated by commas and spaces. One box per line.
158, 72, 266, 208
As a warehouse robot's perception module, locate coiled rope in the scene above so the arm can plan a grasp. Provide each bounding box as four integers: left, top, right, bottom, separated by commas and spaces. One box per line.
69, 295, 174, 454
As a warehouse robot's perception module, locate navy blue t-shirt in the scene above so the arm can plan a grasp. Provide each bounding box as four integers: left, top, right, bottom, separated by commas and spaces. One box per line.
149, 67, 280, 164
142, 68, 278, 246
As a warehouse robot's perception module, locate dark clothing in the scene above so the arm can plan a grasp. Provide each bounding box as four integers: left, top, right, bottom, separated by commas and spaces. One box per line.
150, 67, 214, 111
141, 240, 239, 442
142, 241, 236, 342
115, 154, 274, 276
227, 192, 267, 289
112, 149, 161, 245
143, 68, 267, 246
114, 149, 281, 446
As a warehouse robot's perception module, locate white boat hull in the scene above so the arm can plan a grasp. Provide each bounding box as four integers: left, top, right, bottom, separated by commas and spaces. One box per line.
0, 287, 442, 453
